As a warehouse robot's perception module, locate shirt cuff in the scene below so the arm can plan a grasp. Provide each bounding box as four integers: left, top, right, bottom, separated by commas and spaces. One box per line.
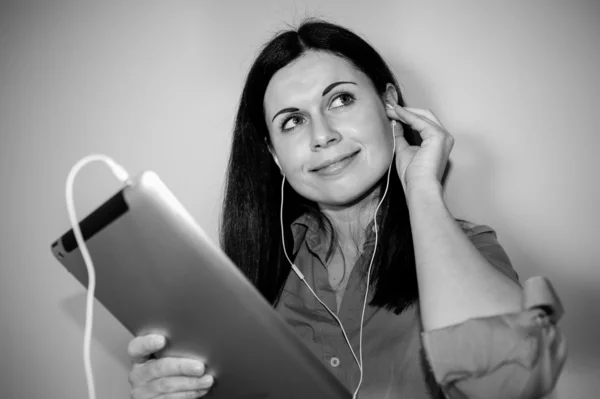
421, 276, 567, 399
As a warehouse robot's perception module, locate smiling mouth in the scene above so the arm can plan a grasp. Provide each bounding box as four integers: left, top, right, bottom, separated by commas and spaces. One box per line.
312, 150, 360, 173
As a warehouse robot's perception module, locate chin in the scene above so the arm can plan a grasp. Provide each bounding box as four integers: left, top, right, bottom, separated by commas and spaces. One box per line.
299, 177, 382, 208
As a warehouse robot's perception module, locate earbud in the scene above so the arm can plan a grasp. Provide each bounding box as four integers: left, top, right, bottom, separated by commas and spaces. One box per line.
387, 103, 397, 133
273, 156, 283, 175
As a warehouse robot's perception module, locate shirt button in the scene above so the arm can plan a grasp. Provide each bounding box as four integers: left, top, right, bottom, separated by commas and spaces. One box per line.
329, 357, 340, 367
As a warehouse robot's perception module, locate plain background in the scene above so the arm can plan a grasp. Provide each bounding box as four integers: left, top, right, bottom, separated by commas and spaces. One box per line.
1, 1, 598, 398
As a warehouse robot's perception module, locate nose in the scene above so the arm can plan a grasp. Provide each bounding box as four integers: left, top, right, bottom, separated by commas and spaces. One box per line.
310, 115, 341, 151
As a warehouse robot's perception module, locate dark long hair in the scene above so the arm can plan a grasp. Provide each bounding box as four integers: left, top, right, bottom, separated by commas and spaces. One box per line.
219, 18, 425, 315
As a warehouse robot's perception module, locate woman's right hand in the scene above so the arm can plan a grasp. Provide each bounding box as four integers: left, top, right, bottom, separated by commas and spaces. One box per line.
128, 334, 214, 399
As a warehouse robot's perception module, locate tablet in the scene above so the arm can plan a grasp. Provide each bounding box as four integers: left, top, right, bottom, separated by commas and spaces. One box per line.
51, 171, 351, 399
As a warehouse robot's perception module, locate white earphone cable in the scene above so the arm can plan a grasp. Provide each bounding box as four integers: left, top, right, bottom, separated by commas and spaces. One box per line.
280, 120, 397, 399
65, 155, 131, 399
355, 120, 396, 395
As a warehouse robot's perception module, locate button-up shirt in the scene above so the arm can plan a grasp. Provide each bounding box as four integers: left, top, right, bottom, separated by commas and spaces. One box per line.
274, 213, 566, 399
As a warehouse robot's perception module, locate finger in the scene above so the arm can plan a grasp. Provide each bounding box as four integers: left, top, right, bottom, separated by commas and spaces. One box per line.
143, 358, 206, 382
402, 107, 445, 130
386, 106, 441, 132
194, 388, 211, 398
128, 335, 167, 364
133, 386, 209, 399
385, 105, 408, 123
146, 375, 214, 395
391, 124, 410, 153
156, 391, 210, 399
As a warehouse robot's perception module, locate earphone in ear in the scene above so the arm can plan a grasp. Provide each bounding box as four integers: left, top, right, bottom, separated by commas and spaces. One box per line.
273, 156, 283, 175
386, 103, 397, 133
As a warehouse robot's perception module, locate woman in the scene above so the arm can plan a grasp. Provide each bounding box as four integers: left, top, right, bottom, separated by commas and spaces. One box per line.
127, 19, 566, 399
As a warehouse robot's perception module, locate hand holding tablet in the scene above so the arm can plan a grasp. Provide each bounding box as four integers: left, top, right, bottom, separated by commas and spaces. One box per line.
128, 334, 214, 398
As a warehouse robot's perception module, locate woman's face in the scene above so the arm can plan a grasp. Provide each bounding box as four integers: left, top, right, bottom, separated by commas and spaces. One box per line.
263, 50, 400, 207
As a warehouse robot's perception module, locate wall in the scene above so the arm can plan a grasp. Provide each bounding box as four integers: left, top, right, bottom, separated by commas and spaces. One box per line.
1, 1, 598, 398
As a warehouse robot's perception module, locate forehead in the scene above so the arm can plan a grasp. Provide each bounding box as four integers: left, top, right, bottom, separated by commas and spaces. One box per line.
264, 51, 369, 113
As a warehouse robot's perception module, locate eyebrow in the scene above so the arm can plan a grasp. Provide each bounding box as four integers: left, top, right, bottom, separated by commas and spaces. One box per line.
270, 81, 357, 122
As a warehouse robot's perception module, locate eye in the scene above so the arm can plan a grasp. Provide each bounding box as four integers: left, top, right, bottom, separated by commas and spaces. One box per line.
280, 114, 305, 132
277, 91, 355, 132
330, 91, 355, 109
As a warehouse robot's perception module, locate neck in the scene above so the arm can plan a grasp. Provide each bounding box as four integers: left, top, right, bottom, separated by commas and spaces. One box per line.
318, 186, 382, 249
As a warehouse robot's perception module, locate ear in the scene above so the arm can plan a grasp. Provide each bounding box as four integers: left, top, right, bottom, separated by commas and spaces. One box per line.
384, 83, 399, 107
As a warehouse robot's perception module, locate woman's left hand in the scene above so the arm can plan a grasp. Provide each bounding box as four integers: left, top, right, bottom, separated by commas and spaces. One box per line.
385, 105, 454, 194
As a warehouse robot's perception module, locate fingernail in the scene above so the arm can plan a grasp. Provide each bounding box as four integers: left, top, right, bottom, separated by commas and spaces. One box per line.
385, 103, 394, 109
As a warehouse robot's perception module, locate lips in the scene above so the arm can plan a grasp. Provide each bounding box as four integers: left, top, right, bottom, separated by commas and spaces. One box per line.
311, 150, 360, 172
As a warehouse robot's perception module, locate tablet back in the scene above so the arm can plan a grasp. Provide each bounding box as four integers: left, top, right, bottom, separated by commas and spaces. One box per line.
51, 171, 351, 399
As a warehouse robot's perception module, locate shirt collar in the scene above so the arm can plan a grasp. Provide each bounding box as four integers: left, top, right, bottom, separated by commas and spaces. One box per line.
290, 212, 380, 263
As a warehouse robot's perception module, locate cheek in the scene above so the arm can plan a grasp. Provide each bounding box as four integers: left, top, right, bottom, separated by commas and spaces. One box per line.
276, 142, 308, 174
364, 115, 395, 157
352, 103, 392, 141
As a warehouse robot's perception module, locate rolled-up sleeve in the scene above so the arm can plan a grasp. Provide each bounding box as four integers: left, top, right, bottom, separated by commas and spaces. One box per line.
421, 276, 567, 399
419, 221, 567, 398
